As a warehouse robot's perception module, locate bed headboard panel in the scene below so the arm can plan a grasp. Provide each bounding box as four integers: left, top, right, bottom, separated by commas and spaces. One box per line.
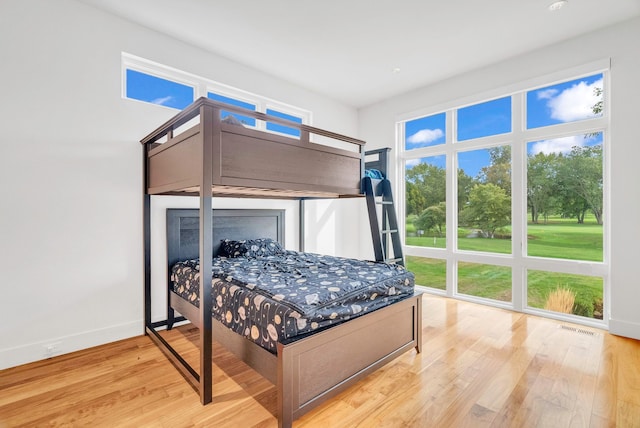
166, 209, 285, 267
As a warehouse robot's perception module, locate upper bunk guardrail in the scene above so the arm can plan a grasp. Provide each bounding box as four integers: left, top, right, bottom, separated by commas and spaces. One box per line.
140, 97, 366, 151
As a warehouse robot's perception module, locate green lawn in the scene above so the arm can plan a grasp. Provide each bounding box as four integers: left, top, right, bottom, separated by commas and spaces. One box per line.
527, 222, 602, 261
405, 215, 604, 319
406, 256, 446, 290
406, 257, 512, 302
407, 216, 602, 261
458, 262, 512, 302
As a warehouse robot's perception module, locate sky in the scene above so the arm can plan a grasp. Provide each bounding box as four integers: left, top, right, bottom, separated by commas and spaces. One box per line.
405, 73, 604, 178
207, 92, 257, 126
125, 69, 300, 137
126, 69, 193, 109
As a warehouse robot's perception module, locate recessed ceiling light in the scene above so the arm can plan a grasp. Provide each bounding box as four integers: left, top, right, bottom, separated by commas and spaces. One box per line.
548, 0, 568, 11
392, 67, 401, 74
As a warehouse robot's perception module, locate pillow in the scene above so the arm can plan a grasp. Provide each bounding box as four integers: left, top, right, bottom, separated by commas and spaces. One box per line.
219, 238, 285, 258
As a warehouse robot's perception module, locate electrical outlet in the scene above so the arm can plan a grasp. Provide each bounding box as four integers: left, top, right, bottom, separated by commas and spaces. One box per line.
43, 342, 62, 358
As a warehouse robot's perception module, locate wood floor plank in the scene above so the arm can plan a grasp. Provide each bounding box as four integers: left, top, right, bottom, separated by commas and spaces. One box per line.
1, 295, 638, 427
491, 351, 545, 427
617, 336, 640, 407
617, 400, 640, 428
591, 333, 619, 425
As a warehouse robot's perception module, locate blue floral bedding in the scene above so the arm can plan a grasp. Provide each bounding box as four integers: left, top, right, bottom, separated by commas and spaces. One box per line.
170, 250, 414, 353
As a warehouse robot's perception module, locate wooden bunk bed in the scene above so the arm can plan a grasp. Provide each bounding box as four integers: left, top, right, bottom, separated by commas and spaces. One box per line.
141, 97, 422, 427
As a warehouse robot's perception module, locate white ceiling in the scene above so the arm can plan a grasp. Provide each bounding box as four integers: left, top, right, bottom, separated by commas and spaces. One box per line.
80, 0, 640, 108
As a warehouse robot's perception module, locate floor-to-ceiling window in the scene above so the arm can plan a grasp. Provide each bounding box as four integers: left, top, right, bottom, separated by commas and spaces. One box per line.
400, 66, 608, 327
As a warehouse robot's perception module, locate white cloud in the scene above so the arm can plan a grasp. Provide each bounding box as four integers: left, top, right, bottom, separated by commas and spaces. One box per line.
536, 88, 558, 100
406, 128, 444, 146
405, 155, 445, 169
546, 78, 603, 122
151, 95, 173, 106
530, 135, 586, 155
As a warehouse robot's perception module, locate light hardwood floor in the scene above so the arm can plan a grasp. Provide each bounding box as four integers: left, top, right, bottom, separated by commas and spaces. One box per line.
1, 295, 639, 427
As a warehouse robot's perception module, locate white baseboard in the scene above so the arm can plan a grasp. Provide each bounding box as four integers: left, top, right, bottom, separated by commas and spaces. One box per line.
609, 318, 640, 341
0, 320, 143, 371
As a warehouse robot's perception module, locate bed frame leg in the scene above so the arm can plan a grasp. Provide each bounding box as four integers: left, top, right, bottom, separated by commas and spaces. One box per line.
415, 293, 423, 353
277, 344, 294, 428
167, 307, 175, 330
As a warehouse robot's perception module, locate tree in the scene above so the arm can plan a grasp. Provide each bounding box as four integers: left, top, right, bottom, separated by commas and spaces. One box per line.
406, 182, 427, 217
478, 146, 511, 196
556, 145, 603, 224
556, 185, 591, 223
457, 169, 475, 214
459, 183, 511, 238
405, 163, 446, 216
592, 87, 603, 115
586, 87, 603, 138
527, 152, 560, 223
414, 202, 446, 237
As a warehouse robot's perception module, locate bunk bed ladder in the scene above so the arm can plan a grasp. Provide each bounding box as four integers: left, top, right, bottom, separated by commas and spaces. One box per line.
364, 177, 404, 266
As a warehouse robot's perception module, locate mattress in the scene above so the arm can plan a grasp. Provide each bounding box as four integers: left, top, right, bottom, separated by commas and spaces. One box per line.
170, 251, 415, 352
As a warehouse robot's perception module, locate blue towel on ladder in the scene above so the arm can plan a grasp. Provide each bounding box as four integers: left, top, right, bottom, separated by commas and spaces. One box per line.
365, 169, 384, 179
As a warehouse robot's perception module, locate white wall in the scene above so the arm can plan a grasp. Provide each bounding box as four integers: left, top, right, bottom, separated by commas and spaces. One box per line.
358, 17, 640, 340
0, 0, 361, 369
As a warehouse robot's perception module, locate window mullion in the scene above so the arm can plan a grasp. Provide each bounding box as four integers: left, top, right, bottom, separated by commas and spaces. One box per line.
196, 83, 207, 99
446, 109, 456, 297
511, 92, 525, 312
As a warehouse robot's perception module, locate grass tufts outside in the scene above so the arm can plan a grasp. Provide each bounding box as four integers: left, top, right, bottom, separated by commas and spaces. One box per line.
544, 286, 576, 314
